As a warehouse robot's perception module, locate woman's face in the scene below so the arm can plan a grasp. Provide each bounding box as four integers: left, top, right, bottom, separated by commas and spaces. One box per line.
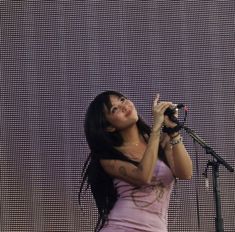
104, 95, 139, 131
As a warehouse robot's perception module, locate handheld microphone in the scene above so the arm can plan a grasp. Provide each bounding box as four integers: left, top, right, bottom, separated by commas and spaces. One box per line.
164, 104, 185, 118
163, 104, 188, 134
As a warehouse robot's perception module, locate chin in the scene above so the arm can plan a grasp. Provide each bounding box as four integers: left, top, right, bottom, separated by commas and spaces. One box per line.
130, 114, 139, 122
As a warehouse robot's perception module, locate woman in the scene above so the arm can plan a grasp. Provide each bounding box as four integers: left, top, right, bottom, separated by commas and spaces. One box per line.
79, 90, 192, 232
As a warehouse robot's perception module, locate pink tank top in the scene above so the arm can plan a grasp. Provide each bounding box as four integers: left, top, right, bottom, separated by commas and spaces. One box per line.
101, 160, 175, 232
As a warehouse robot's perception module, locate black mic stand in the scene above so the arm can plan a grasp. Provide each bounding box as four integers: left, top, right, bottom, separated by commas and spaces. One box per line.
182, 126, 234, 232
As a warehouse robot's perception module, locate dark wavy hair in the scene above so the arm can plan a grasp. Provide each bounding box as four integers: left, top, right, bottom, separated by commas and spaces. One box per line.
79, 91, 166, 231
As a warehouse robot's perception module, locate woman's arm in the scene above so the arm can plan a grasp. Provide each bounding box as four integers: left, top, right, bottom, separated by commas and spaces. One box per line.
100, 98, 173, 187
100, 128, 161, 187
162, 132, 193, 180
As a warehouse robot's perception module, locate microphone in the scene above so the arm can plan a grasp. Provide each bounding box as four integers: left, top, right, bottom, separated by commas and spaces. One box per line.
164, 104, 185, 118
163, 104, 188, 134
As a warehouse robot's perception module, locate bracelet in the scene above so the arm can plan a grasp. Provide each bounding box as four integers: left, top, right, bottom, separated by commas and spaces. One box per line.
169, 136, 183, 145
169, 132, 180, 139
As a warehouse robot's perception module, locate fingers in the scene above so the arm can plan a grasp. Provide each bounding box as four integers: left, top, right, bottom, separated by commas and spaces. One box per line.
153, 94, 160, 107
162, 102, 173, 111
154, 101, 172, 113
152, 94, 178, 128
153, 94, 177, 117
153, 94, 174, 108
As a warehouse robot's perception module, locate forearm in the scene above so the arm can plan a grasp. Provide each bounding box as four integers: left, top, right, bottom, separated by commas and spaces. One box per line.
170, 134, 193, 179
138, 126, 161, 183
136, 97, 173, 184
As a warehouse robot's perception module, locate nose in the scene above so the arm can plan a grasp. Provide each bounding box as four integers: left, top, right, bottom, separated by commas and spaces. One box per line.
121, 104, 127, 112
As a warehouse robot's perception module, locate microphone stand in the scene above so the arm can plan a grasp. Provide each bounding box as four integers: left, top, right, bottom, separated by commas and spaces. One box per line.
182, 126, 234, 232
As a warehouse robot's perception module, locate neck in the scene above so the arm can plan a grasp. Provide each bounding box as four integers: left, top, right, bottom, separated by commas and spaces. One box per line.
120, 125, 142, 145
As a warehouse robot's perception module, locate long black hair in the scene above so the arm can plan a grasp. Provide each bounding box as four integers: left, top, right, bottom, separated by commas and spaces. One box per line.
79, 91, 165, 231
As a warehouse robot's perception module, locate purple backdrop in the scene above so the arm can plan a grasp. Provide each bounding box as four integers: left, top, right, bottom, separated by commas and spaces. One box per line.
1, 2, 235, 232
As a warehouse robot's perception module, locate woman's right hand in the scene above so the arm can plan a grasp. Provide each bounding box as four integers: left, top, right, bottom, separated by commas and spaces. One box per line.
152, 94, 173, 131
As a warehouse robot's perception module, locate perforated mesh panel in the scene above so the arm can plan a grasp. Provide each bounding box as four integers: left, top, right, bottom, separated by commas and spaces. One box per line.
1, 2, 235, 232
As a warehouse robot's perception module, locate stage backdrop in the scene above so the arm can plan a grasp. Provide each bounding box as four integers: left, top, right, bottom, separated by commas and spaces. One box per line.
1, 2, 235, 232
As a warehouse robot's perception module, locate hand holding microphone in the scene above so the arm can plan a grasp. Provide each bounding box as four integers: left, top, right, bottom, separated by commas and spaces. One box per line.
163, 103, 188, 134
164, 104, 185, 125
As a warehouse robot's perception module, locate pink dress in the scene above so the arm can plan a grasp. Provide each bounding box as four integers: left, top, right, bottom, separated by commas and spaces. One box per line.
100, 160, 175, 232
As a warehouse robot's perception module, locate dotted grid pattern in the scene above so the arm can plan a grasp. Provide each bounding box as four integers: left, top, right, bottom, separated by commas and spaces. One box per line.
1, 2, 235, 232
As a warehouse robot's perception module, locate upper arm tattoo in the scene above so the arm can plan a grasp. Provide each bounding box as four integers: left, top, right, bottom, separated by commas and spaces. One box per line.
119, 166, 127, 177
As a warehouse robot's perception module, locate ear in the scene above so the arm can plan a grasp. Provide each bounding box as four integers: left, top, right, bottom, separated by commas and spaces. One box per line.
106, 126, 116, 132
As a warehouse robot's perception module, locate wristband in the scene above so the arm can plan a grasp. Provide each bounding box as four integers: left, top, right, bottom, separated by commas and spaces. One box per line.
170, 137, 183, 145
170, 132, 180, 139
162, 125, 182, 135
